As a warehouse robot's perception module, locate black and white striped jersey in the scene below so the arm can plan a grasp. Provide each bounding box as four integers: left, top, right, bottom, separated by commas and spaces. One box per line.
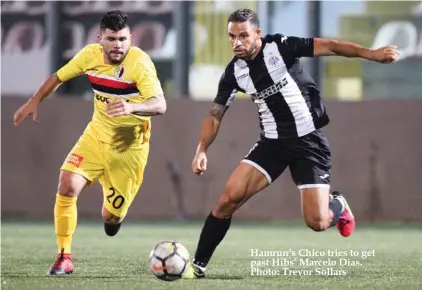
214, 33, 330, 139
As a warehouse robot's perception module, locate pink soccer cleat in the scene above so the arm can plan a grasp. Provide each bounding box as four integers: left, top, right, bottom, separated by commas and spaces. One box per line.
48, 249, 74, 275
332, 191, 355, 237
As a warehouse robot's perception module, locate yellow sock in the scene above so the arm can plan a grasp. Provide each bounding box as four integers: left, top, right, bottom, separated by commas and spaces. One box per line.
54, 194, 77, 254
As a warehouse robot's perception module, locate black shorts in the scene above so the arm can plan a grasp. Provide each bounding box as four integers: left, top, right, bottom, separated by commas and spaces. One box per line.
242, 129, 332, 189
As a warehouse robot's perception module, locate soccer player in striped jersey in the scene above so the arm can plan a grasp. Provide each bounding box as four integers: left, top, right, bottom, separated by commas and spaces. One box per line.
184, 8, 400, 279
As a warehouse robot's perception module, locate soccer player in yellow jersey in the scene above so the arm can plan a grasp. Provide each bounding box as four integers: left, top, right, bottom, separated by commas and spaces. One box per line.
13, 10, 166, 275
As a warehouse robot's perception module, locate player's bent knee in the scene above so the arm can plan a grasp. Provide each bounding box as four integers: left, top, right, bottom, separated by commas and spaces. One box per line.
102, 206, 124, 224
218, 194, 238, 214
104, 217, 123, 225
304, 217, 330, 232
57, 170, 87, 198
306, 221, 326, 232
213, 184, 245, 218
103, 214, 124, 225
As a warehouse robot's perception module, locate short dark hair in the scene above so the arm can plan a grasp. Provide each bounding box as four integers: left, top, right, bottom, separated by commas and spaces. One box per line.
227, 8, 260, 27
100, 10, 129, 31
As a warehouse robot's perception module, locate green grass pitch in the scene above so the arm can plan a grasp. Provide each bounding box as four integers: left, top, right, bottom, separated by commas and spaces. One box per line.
1, 220, 421, 290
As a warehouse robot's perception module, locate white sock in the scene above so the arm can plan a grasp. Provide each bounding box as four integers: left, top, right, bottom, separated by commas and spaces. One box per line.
336, 196, 346, 213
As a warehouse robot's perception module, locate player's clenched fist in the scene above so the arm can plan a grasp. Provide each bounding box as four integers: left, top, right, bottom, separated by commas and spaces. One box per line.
13, 99, 40, 126
371, 45, 400, 63
106, 99, 134, 117
192, 151, 207, 175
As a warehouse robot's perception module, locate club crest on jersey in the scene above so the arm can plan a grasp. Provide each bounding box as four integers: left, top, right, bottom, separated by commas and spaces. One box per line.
267, 55, 281, 67
114, 65, 125, 80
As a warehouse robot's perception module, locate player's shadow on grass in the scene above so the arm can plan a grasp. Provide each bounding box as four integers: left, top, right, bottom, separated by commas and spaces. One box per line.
2, 274, 136, 280
205, 275, 244, 280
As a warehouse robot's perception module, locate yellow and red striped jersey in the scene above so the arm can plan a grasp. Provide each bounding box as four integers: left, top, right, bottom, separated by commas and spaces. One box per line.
56, 43, 163, 147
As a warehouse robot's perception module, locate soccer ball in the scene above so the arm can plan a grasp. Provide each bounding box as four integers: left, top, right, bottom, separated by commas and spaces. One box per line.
149, 241, 190, 281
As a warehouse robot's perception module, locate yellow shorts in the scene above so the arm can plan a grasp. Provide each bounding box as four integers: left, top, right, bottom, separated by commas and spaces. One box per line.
61, 129, 149, 218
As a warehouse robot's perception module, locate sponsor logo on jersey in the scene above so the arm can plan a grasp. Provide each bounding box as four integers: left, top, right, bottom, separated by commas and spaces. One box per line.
95, 94, 130, 103
67, 153, 84, 167
267, 55, 281, 67
114, 65, 125, 80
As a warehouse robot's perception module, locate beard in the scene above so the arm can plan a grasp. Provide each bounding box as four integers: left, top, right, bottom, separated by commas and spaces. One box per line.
236, 39, 258, 60
245, 43, 256, 59
106, 51, 128, 64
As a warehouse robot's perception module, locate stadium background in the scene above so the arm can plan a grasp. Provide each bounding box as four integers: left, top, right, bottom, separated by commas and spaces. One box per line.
1, 1, 422, 289
2, 0, 421, 222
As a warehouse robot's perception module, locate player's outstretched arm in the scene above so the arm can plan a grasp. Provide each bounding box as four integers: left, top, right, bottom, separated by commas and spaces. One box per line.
13, 44, 93, 126
313, 38, 400, 63
192, 103, 228, 175
30, 74, 62, 104
13, 74, 62, 126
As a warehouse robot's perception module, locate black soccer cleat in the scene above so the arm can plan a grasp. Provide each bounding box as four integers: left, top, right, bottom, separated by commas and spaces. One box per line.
104, 222, 121, 236
192, 260, 207, 278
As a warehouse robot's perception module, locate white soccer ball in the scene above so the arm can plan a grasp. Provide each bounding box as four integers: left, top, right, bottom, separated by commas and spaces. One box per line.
149, 241, 190, 281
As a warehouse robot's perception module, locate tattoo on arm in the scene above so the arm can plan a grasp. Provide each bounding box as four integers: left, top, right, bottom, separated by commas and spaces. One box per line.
208, 104, 228, 122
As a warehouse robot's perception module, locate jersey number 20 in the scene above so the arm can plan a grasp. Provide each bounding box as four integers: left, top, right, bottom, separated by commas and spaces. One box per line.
107, 187, 125, 209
